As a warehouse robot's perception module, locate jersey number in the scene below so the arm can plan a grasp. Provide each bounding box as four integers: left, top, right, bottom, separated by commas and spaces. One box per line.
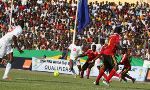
73, 48, 76, 51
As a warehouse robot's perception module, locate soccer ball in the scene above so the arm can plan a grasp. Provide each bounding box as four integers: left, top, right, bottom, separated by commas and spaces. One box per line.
54, 70, 59, 77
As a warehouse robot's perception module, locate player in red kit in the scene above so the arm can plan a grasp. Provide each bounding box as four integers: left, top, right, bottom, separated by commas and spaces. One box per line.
97, 43, 120, 82
75, 45, 98, 79
93, 27, 122, 86
119, 48, 135, 83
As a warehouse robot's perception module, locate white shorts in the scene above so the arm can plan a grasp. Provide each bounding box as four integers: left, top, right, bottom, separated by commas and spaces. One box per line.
0, 42, 13, 58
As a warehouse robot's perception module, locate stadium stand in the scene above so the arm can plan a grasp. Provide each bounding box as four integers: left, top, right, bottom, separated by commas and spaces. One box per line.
0, 0, 149, 60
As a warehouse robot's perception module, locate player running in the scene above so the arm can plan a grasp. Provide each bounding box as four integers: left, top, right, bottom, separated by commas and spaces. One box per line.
68, 39, 82, 78
119, 47, 136, 83
95, 42, 120, 82
75, 45, 98, 79
0, 20, 24, 80
93, 27, 122, 86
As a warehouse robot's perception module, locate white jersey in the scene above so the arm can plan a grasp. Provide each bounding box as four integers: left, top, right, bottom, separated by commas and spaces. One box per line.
0, 25, 22, 58
68, 44, 82, 60
0, 26, 22, 45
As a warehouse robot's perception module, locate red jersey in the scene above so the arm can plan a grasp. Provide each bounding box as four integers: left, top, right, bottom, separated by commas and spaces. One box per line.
99, 44, 108, 55
85, 50, 98, 62
120, 54, 131, 69
103, 33, 121, 55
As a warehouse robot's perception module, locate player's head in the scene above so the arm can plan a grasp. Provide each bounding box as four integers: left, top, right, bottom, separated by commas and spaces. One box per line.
92, 45, 96, 51
114, 26, 122, 34
75, 39, 81, 46
18, 20, 24, 29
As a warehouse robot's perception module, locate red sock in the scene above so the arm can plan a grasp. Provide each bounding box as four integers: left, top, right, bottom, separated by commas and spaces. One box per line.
106, 68, 116, 82
103, 73, 108, 80
114, 72, 120, 78
96, 68, 105, 83
86, 68, 90, 78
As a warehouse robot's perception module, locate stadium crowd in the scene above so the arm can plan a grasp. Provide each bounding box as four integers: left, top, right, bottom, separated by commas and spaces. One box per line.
0, 0, 150, 60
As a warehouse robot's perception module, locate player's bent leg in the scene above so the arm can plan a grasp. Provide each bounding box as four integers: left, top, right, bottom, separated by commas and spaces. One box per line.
120, 69, 128, 82
86, 63, 94, 79
77, 65, 81, 76
77, 60, 81, 76
102, 73, 108, 80
80, 62, 89, 78
105, 55, 118, 83
104, 67, 117, 85
125, 73, 136, 83
121, 75, 127, 82
69, 60, 77, 78
86, 68, 90, 79
3, 61, 12, 80
123, 68, 135, 83
3, 53, 13, 80
69, 60, 73, 70
94, 65, 105, 85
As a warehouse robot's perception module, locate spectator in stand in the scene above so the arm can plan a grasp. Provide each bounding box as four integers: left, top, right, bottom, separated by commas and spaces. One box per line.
0, 0, 149, 59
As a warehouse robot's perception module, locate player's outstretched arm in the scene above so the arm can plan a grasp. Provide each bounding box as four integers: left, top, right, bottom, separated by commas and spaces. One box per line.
91, 54, 101, 62
75, 53, 86, 61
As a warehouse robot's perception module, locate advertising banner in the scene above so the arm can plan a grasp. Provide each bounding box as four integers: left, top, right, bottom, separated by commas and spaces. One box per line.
145, 68, 150, 81
32, 57, 75, 74
32, 57, 147, 81
117, 65, 148, 81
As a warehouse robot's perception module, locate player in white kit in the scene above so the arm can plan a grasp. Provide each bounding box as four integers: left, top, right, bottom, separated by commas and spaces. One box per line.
68, 39, 82, 78
0, 20, 24, 80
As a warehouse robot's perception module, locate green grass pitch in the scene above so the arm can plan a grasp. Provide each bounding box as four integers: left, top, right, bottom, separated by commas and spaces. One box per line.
0, 68, 150, 90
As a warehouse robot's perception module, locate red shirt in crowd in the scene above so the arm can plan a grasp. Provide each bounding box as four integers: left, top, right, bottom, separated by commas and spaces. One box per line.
120, 54, 131, 69
103, 33, 121, 55
84, 49, 98, 62
19, 5, 25, 10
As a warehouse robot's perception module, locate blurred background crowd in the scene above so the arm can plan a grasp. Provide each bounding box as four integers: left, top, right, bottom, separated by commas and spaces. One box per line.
0, 0, 150, 60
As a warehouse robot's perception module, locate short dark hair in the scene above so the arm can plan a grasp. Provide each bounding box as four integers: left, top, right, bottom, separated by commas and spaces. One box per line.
92, 45, 96, 49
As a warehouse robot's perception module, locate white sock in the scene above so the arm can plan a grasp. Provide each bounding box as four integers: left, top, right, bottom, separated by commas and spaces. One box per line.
3, 62, 11, 79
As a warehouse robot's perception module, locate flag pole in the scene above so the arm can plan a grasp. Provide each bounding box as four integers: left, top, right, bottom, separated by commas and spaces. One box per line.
9, 0, 14, 30
72, 0, 79, 44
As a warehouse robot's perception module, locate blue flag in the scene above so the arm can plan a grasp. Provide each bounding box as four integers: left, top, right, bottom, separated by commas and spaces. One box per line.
78, 0, 90, 32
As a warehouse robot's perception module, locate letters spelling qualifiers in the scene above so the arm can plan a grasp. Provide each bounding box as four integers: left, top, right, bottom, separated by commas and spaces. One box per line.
40, 59, 69, 65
